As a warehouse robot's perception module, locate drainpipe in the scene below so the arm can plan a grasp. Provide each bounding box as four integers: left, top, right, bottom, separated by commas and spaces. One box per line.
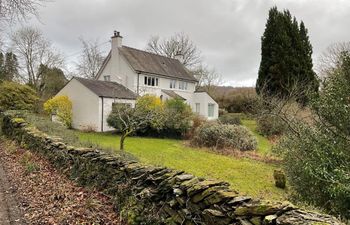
101, 97, 104, 132
137, 72, 140, 95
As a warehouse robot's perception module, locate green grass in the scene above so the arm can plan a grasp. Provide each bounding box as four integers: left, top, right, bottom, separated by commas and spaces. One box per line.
78, 132, 286, 201
241, 119, 272, 155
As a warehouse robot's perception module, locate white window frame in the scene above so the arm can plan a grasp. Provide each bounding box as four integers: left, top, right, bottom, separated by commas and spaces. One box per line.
144, 76, 159, 87
208, 103, 215, 117
179, 81, 188, 90
170, 80, 177, 89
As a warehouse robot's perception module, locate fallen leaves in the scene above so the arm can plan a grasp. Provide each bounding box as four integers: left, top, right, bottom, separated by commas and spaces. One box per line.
0, 140, 122, 225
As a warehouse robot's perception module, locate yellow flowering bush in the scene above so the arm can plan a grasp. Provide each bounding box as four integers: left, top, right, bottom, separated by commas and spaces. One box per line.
44, 95, 72, 128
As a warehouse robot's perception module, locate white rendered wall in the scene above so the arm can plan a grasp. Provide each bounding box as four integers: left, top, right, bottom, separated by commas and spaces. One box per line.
192, 92, 219, 120
98, 53, 138, 92
56, 79, 100, 131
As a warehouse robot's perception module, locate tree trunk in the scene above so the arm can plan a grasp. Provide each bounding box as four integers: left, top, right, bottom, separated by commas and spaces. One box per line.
120, 134, 126, 151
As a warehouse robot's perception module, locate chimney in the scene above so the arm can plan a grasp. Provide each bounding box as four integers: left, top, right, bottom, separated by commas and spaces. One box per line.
111, 30, 123, 49
174, 50, 184, 64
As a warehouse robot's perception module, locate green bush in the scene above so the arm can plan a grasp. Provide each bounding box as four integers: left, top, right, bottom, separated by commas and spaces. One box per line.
256, 115, 285, 137
137, 97, 193, 138
163, 98, 193, 135
275, 53, 350, 219
191, 122, 257, 151
219, 113, 241, 125
0, 81, 38, 111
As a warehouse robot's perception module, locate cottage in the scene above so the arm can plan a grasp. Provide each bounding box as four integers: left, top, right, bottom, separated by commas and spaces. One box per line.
57, 31, 218, 131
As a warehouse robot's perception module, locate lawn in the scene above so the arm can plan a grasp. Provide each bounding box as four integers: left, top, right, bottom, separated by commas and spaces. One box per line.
241, 119, 272, 155
79, 131, 286, 201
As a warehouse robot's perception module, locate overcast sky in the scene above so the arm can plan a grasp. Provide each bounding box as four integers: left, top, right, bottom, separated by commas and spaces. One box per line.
6, 0, 350, 86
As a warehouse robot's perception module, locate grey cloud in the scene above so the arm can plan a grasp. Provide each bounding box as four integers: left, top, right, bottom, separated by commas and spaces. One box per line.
7, 0, 350, 86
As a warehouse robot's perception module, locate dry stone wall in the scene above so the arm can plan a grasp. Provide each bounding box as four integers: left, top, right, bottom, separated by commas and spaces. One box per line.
0, 113, 343, 225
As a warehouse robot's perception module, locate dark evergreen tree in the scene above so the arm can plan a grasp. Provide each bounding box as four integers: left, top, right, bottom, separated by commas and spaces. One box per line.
256, 7, 318, 103
38, 64, 67, 100
0, 52, 18, 82
4, 52, 18, 81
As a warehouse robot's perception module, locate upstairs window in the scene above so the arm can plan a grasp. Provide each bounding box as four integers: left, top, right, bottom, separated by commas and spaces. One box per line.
104, 75, 111, 81
179, 81, 188, 90
170, 80, 177, 89
144, 76, 159, 86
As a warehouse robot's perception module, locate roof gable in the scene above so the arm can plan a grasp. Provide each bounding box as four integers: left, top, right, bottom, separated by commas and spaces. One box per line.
75, 77, 137, 99
119, 46, 197, 82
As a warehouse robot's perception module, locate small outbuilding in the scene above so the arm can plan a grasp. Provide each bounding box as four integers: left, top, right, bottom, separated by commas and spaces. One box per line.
57, 77, 137, 132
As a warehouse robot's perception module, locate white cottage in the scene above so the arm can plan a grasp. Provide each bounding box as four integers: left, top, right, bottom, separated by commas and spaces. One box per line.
57, 31, 218, 132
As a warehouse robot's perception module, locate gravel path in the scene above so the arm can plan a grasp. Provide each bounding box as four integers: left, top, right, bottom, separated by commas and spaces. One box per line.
0, 159, 25, 225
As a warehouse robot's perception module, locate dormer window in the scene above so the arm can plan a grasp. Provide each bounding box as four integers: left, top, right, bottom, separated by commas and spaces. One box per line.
144, 76, 159, 86
104, 75, 111, 81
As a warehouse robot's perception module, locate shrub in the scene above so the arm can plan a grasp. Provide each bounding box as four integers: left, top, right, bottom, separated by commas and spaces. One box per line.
185, 114, 206, 139
163, 98, 193, 136
219, 113, 241, 125
191, 122, 257, 151
218, 108, 227, 116
275, 53, 350, 219
0, 81, 38, 111
136, 97, 194, 138
43, 95, 73, 128
256, 115, 285, 137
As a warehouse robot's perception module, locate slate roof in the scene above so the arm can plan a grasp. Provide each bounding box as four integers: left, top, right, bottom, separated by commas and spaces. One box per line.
161, 90, 186, 100
119, 46, 198, 82
75, 77, 137, 99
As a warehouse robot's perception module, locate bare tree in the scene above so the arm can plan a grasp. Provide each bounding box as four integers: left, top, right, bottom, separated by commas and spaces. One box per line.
0, 0, 46, 22
192, 64, 223, 94
76, 38, 105, 79
11, 26, 63, 89
316, 42, 350, 78
146, 32, 202, 68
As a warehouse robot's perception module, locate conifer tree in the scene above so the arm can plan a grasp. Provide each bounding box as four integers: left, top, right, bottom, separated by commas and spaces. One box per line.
256, 7, 318, 103
4, 52, 18, 81
0, 52, 18, 82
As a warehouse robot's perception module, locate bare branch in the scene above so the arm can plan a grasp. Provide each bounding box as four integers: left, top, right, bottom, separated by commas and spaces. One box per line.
76, 37, 105, 79
0, 0, 48, 23
10, 26, 63, 88
145, 32, 202, 68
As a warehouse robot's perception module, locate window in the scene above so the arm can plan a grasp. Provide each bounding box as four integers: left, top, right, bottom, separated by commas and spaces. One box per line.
170, 80, 177, 89
195, 103, 200, 113
208, 103, 215, 117
104, 75, 111, 81
144, 76, 159, 86
112, 102, 132, 109
179, 81, 188, 90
